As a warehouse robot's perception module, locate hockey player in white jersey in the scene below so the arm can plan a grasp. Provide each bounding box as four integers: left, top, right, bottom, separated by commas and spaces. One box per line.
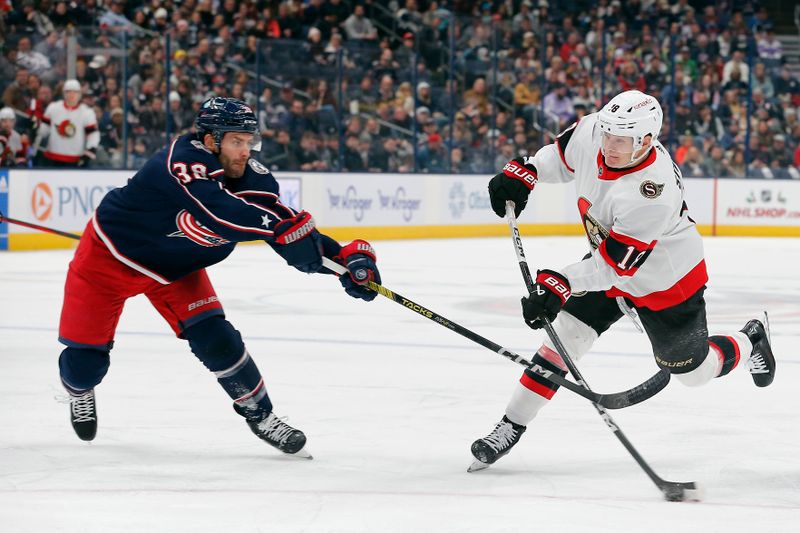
35, 79, 99, 167
0, 106, 27, 167
470, 90, 776, 469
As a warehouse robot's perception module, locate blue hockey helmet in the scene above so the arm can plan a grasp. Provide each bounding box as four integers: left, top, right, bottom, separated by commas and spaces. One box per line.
195, 97, 260, 150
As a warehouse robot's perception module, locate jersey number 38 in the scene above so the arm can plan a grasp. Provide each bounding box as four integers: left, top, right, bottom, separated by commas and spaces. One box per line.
172, 162, 208, 184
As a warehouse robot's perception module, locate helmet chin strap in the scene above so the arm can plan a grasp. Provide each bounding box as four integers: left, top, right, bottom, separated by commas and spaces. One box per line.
603, 139, 651, 168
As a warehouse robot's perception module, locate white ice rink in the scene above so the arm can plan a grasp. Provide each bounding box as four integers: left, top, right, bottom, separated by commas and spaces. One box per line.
1, 235, 798, 532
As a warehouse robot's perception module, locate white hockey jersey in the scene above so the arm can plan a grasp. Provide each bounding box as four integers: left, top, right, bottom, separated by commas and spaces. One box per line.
530, 112, 707, 311
38, 100, 100, 164
0, 129, 25, 166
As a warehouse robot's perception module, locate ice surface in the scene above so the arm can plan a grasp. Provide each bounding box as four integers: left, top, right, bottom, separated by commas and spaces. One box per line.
1, 236, 798, 532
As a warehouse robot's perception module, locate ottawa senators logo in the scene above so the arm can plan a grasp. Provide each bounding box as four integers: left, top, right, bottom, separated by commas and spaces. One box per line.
57, 119, 76, 138
577, 197, 609, 250
640, 180, 665, 199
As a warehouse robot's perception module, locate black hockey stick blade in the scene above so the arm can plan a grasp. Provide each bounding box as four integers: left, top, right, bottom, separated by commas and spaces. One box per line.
593, 368, 670, 409
660, 481, 704, 502
319, 258, 667, 409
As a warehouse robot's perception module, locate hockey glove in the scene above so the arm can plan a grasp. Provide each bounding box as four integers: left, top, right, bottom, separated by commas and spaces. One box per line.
272, 211, 323, 273
521, 269, 571, 330
335, 239, 380, 302
488, 157, 538, 218
78, 148, 97, 168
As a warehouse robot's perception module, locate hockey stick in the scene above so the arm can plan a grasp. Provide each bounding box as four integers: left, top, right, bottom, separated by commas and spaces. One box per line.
504, 201, 701, 502
0, 210, 82, 240
321, 256, 657, 410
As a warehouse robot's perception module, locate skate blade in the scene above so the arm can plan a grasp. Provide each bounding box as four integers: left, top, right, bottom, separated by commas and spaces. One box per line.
467, 460, 491, 473
288, 447, 313, 460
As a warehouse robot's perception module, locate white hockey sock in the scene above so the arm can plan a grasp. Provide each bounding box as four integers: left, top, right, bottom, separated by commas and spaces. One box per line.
505, 380, 549, 426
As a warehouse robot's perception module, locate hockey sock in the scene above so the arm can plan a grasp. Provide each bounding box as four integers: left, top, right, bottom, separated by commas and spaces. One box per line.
505, 351, 568, 426
709, 332, 751, 378
215, 351, 273, 418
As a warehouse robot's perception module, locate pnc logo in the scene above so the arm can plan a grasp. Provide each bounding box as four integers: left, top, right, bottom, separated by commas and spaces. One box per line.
31, 182, 53, 221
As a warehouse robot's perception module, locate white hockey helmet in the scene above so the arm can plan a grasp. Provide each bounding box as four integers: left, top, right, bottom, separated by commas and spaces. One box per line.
63, 79, 81, 93
596, 90, 662, 164
0, 106, 14, 121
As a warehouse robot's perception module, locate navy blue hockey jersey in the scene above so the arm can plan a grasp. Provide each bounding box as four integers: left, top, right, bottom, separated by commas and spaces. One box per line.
94, 134, 298, 282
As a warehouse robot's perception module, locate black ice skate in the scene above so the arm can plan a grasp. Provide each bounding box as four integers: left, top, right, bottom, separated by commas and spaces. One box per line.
68, 389, 97, 441
741, 314, 776, 387
468, 416, 526, 472
233, 404, 312, 459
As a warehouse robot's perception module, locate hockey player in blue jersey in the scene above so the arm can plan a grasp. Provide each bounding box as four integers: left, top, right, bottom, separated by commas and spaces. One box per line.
57, 97, 381, 458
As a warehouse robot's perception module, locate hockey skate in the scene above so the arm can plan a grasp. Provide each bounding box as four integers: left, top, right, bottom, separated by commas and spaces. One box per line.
741, 313, 776, 387
468, 416, 526, 472
68, 389, 97, 441
233, 404, 312, 459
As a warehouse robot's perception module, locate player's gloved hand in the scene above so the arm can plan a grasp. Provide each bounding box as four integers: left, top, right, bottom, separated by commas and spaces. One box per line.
78, 148, 96, 168
335, 239, 380, 302
489, 157, 538, 218
272, 211, 323, 273
521, 269, 571, 329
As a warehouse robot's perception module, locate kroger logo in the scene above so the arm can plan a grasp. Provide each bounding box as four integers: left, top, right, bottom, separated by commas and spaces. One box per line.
377, 187, 422, 222
327, 186, 372, 222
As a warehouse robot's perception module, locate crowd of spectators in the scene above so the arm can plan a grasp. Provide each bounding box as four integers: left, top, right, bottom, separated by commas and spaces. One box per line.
0, 0, 799, 178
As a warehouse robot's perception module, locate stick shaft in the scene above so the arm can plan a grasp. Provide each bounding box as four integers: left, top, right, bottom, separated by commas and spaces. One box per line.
0, 213, 81, 240
504, 201, 678, 494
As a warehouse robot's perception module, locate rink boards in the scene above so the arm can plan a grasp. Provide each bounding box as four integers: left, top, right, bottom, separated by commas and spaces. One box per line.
1, 168, 799, 250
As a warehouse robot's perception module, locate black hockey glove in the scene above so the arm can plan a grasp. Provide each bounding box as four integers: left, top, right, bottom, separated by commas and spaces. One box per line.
488, 157, 538, 218
78, 148, 97, 168
335, 239, 380, 302
272, 211, 323, 273
521, 269, 571, 329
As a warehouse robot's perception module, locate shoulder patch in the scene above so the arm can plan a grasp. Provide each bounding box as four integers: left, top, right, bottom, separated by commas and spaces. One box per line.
247, 158, 269, 174
190, 139, 214, 154
639, 180, 665, 199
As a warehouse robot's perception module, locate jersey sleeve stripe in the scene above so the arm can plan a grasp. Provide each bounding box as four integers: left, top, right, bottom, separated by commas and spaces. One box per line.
608, 229, 653, 250
209, 168, 225, 177
598, 231, 657, 277
231, 190, 296, 219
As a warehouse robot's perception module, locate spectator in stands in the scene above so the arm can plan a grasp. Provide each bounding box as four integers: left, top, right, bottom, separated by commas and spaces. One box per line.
705, 144, 727, 177
681, 146, 709, 177
722, 50, 749, 84
542, 82, 573, 131
99, 0, 133, 32
757, 29, 783, 70
342, 134, 366, 171
343, 4, 377, 41
417, 132, 447, 173
774, 66, 800, 106
751, 62, 775, 99
692, 106, 724, 141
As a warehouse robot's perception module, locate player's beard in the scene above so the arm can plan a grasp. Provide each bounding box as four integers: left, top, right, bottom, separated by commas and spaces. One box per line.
218, 151, 247, 178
